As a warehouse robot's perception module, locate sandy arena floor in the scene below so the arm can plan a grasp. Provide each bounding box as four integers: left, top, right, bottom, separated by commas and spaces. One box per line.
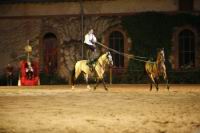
0, 84, 200, 133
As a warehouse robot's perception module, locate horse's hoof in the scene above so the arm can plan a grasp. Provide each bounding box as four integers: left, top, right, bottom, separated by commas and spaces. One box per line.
105, 88, 108, 91
87, 85, 92, 91
71, 86, 75, 90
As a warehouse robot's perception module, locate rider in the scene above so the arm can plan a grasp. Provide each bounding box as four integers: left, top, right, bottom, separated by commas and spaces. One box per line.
84, 29, 97, 70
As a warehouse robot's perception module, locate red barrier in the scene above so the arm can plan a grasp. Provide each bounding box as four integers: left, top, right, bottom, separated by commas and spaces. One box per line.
19, 60, 40, 86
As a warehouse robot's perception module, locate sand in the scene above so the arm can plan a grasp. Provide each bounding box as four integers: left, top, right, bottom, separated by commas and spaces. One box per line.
0, 84, 200, 133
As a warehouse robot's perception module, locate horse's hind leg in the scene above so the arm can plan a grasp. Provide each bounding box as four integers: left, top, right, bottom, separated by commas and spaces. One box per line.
147, 75, 153, 91
72, 67, 81, 90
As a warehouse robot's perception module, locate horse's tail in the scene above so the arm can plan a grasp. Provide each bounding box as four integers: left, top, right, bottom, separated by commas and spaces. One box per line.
71, 67, 75, 86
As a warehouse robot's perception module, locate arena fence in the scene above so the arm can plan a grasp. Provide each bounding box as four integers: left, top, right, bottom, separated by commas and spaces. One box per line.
107, 68, 200, 84
0, 68, 200, 86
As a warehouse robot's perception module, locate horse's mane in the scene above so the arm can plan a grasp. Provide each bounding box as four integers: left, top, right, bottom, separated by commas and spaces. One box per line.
92, 52, 107, 63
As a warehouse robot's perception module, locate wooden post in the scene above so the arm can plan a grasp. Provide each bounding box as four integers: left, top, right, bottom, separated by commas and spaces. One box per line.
109, 68, 112, 84
68, 75, 72, 85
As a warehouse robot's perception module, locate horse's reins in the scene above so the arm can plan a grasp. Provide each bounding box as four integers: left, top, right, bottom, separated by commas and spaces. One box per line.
96, 42, 155, 63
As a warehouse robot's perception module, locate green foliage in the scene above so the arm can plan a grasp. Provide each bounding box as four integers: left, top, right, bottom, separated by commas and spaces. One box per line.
121, 12, 200, 83
122, 12, 172, 60
168, 69, 200, 84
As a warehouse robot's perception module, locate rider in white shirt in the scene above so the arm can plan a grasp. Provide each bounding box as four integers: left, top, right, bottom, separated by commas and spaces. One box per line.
84, 29, 97, 70
84, 29, 97, 47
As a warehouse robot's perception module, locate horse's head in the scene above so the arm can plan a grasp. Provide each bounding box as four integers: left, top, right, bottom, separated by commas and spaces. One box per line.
157, 48, 165, 62
104, 52, 113, 67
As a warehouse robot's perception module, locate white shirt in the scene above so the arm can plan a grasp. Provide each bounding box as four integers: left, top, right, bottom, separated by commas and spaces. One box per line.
84, 33, 97, 46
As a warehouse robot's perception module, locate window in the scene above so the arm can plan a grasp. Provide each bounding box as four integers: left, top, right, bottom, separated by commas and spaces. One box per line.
179, 30, 195, 68
179, 0, 193, 11
109, 31, 124, 67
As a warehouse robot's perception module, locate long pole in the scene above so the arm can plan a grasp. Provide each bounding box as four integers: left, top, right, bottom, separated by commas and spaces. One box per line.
80, 0, 84, 59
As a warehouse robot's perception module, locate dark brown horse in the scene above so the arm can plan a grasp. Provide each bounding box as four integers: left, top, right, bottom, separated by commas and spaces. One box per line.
145, 48, 169, 91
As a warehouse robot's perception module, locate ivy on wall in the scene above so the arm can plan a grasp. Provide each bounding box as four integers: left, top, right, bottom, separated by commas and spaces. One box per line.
122, 12, 200, 62
120, 12, 200, 83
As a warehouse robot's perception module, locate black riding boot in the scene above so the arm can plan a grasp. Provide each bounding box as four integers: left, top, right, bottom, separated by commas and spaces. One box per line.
87, 60, 95, 71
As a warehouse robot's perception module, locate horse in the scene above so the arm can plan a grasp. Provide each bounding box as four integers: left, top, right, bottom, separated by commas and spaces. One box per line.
145, 48, 169, 91
71, 52, 113, 91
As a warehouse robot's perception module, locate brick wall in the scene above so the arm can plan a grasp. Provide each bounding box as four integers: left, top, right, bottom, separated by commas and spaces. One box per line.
0, 0, 181, 17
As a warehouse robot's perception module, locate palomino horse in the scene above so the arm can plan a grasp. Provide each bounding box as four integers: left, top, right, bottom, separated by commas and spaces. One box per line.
145, 48, 169, 91
71, 52, 113, 91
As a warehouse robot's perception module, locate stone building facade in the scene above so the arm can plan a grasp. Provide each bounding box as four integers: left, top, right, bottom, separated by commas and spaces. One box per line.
0, 0, 200, 83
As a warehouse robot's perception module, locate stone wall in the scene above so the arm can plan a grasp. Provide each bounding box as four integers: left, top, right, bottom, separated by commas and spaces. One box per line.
0, 0, 186, 17
0, 16, 121, 82
0, 18, 41, 73
41, 16, 121, 81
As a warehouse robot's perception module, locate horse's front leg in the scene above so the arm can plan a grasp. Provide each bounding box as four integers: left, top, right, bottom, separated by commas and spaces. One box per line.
96, 71, 108, 91
163, 72, 170, 91
150, 82, 152, 91
166, 79, 169, 90
149, 74, 158, 91
102, 78, 108, 91
94, 78, 100, 91
155, 78, 159, 91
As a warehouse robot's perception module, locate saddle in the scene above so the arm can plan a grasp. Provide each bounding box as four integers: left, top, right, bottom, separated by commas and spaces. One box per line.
87, 58, 98, 71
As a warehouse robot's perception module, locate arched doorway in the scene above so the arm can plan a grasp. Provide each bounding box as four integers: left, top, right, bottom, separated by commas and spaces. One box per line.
109, 31, 124, 68
178, 29, 195, 68
43, 33, 58, 74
